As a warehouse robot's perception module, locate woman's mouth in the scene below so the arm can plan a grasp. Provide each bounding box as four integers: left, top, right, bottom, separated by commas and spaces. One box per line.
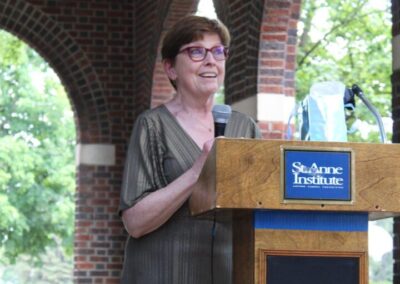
199, 72, 217, 78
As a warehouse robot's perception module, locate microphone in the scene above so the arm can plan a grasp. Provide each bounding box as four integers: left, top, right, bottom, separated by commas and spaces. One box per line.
212, 104, 232, 137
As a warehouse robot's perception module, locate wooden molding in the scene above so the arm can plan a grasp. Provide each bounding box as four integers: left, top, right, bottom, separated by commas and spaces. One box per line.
259, 250, 367, 284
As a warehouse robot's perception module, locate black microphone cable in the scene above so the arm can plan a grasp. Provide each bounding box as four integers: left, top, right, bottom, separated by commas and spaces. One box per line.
210, 104, 231, 283
210, 211, 216, 284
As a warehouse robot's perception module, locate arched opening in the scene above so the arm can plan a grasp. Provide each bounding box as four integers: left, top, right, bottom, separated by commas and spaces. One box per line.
0, 30, 76, 283
196, 0, 217, 18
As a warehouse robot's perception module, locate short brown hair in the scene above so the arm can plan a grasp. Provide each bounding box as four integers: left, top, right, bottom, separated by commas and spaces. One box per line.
161, 15, 230, 61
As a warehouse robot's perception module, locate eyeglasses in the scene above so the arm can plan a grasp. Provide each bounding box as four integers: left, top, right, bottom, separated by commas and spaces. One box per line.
178, 46, 229, 62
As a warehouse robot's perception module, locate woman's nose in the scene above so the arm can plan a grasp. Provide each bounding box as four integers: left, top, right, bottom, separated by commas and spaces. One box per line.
203, 50, 217, 64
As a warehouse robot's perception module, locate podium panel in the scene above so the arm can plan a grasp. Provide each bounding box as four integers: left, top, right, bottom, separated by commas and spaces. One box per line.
265, 254, 361, 284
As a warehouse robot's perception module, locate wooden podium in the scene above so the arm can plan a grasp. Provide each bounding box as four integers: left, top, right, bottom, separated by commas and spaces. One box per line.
189, 138, 400, 284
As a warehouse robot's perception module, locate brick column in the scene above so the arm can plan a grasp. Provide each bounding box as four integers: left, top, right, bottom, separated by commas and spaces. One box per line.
150, 0, 199, 108
392, 0, 400, 282
256, 0, 301, 139
212, 0, 264, 123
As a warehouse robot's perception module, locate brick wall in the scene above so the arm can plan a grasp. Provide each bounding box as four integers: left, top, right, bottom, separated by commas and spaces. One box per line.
135, 0, 172, 114
257, 0, 301, 139
150, 0, 301, 141
392, 0, 400, 282
150, 0, 267, 108
215, 0, 265, 104
0, 1, 134, 283
215, 0, 300, 140
0, 0, 302, 283
259, 0, 299, 97
260, 2, 292, 95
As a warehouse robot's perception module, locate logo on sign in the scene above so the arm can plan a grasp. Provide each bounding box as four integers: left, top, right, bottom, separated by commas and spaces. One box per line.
292, 162, 344, 186
282, 148, 353, 203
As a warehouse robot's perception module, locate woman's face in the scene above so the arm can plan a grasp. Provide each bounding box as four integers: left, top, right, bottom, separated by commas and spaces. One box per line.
165, 33, 226, 98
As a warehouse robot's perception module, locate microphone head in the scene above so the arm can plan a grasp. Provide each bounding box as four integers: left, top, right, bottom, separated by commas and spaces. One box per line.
351, 84, 363, 95
212, 104, 232, 123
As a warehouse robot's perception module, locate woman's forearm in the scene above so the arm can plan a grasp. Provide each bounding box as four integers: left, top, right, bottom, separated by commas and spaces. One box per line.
122, 139, 212, 238
122, 167, 198, 238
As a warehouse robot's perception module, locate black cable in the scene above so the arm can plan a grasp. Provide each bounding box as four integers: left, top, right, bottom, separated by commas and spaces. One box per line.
210, 212, 216, 284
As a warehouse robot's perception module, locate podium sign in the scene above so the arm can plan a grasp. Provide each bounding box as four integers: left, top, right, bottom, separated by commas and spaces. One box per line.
282, 147, 354, 204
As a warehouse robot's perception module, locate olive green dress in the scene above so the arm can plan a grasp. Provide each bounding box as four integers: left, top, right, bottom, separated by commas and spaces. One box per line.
119, 105, 261, 284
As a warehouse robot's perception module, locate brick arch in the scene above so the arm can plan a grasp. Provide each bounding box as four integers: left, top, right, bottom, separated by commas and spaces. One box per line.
213, 0, 264, 105
135, 1, 171, 114
150, 0, 200, 108
0, 1, 128, 283
0, 0, 108, 143
151, 0, 266, 107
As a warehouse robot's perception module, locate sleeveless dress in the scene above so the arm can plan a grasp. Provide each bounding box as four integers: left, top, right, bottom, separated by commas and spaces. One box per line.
119, 105, 261, 284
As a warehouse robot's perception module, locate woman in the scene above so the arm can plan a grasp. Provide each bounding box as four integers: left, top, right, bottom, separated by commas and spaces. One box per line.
119, 15, 261, 283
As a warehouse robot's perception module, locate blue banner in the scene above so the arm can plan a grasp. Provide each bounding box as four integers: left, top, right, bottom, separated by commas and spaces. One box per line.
283, 149, 352, 202
254, 210, 367, 232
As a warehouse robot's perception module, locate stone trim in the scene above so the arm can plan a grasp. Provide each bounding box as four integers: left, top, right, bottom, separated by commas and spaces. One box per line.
76, 144, 116, 166
257, 93, 295, 123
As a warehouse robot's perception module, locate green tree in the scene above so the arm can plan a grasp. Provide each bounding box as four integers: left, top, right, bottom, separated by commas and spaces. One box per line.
0, 28, 75, 269
296, 0, 392, 142
296, 1, 393, 282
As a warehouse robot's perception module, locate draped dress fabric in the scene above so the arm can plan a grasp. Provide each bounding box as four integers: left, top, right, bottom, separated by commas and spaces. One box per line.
119, 105, 261, 284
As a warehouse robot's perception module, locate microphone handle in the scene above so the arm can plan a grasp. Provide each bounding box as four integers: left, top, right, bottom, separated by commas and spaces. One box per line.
214, 122, 226, 137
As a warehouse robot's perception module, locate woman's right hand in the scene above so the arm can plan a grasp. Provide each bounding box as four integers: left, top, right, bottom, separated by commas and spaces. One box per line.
190, 138, 214, 180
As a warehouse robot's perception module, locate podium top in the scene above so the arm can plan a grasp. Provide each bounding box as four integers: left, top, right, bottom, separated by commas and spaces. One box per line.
189, 138, 400, 220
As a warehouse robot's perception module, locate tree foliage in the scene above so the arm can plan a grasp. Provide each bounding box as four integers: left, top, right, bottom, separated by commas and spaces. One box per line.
0, 29, 75, 266
296, 0, 392, 142
297, 1, 393, 282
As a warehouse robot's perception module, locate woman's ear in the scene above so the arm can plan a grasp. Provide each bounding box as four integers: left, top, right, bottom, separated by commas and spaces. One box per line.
163, 59, 177, 80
